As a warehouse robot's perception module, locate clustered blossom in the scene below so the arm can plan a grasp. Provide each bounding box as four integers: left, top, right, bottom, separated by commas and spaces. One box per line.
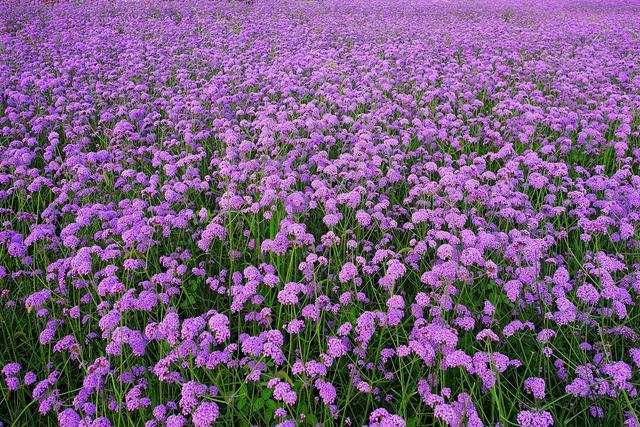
517, 410, 555, 427
1, 0, 640, 426
524, 377, 546, 400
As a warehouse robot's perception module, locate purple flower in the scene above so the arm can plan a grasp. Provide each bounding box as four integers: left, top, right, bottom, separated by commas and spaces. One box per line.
369, 408, 405, 427
191, 402, 219, 427
269, 379, 297, 405
524, 377, 546, 399
58, 409, 81, 427
517, 410, 554, 427
314, 379, 336, 405
2, 363, 20, 377
339, 262, 359, 283
2, 1, 640, 425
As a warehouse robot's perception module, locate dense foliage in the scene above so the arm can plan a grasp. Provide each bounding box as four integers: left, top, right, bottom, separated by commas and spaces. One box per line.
1, 0, 640, 426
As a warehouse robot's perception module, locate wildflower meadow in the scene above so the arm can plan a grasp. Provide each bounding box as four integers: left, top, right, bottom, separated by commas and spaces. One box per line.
1, 0, 640, 426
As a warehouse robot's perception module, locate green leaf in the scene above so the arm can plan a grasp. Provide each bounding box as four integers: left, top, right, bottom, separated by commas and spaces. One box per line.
252, 398, 264, 411
266, 399, 277, 410
305, 413, 317, 425
265, 407, 275, 422
237, 383, 248, 398
261, 388, 273, 400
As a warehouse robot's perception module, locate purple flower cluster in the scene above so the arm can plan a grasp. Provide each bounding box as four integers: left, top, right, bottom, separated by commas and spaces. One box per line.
1, 0, 640, 425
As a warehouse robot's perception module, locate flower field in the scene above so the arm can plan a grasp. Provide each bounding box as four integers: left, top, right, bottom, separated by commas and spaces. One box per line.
1, 0, 640, 425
